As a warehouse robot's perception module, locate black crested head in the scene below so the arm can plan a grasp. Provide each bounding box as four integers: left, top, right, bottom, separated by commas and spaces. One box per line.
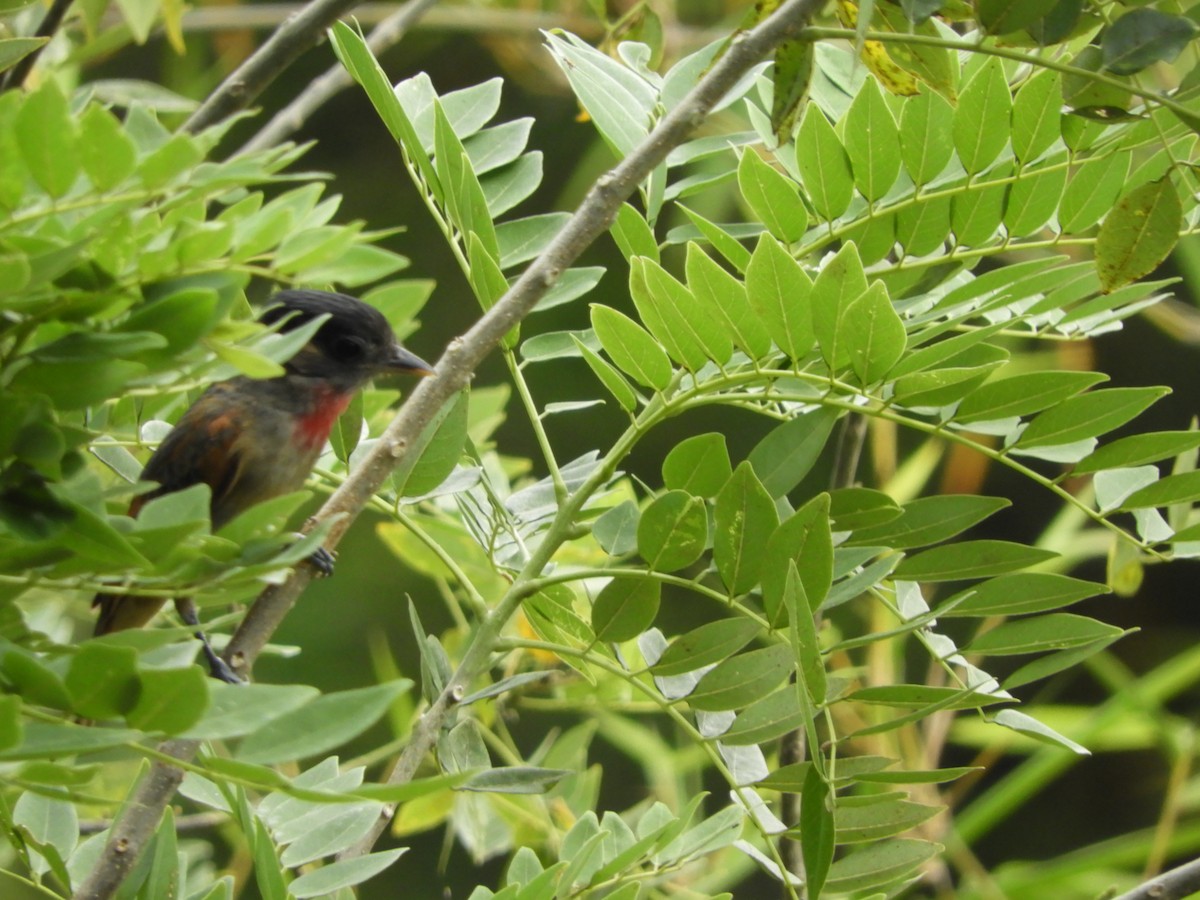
260, 289, 434, 390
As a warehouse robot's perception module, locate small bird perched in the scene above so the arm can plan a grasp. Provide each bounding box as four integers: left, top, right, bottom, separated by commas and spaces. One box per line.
94, 289, 434, 681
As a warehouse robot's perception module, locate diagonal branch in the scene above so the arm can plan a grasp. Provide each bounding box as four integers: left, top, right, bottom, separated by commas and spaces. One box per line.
1113, 857, 1200, 900
238, 0, 438, 154
73, 0, 828, 895
181, 0, 368, 135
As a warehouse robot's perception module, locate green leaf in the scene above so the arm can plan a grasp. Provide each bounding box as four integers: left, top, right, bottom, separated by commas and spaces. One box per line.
1002, 635, 1122, 689
953, 58, 1011, 174
590, 304, 672, 391
14, 80, 79, 198
1122, 470, 1200, 510
663, 433, 733, 499
138, 133, 202, 191
956, 371, 1107, 424
679, 203, 752, 273
745, 233, 815, 360
797, 105, 854, 219
1095, 178, 1183, 292
720, 687, 807, 746
593, 500, 640, 556
237, 681, 411, 765
977, 0, 1046, 34
829, 488, 902, 531
1075, 431, 1200, 475
0, 696, 21, 751
688, 644, 794, 711
843, 78, 900, 201
543, 30, 653, 156
1063, 45, 1132, 117
3, 650, 72, 712
611, 203, 659, 264
951, 165, 1010, 246
1011, 70, 1062, 164
990, 708, 1089, 754
849, 494, 1008, 549
825, 839, 940, 893
899, 89, 955, 187
637, 490, 707, 572
784, 561, 826, 704
812, 243, 868, 373
328, 391, 364, 465
939, 573, 1107, 617
848, 685, 1004, 709
0, 37, 44, 74
800, 766, 835, 899
331, 23, 440, 197
1004, 165, 1067, 237
763, 495, 833, 627
896, 540, 1057, 582
398, 390, 469, 497
1016, 387, 1169, 449
968, 613, 1123, 655
650, 619, 760, 677
685, 243, 772, 361
289, 849, 407, 899
126, 666, 210, 734
737, 150, 807, 244
771, 38, 814, 142
575, 339, 638, 412
79, 104, 137, 191
833, 798, 941, 843
1060, 152, 1131, 234
592, 577, 660, 642
66, 643, 141, 719
434, 100, 498, 259
714, 462, 780, 595
481, 151, 543, 217
631, 257, 731, 368
0, 723, 139, 761
182, 683, 319, 740
1101, 9, 1199, 76
842, 282, 906, 386
748, 408, 838, 499
896, 193, 953, 256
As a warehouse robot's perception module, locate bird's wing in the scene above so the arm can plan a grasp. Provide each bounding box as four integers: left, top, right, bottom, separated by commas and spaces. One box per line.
137, 386, 250, 529
95, 387, 250, 635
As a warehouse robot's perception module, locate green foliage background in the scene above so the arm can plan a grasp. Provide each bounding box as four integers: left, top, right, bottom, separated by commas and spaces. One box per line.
4, 0, 1200, 898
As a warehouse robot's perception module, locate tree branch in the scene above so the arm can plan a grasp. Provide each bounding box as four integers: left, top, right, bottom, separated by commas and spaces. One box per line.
238, 0, 438, 155
74, 0, 828, 894
181, 0, 369, 135
1112, 857, 1200, 900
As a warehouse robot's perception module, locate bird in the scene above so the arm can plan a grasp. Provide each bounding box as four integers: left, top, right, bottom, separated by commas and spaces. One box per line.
94, 289, 435, 682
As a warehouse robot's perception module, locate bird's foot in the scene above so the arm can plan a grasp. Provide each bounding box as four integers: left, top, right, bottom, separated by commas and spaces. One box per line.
202, 644, 245, 685
309, 546, 336, 577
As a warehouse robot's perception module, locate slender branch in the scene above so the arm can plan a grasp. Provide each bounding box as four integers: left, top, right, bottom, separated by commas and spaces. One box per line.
75, 1, 828, 894
1112, 857, 1200, 900
239, 0, 438, 154
1, 0, 74, 91
181, 0, 367, 135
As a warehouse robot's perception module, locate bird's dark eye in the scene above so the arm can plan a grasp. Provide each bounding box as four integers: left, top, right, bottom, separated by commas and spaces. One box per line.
329, 334, 368, 362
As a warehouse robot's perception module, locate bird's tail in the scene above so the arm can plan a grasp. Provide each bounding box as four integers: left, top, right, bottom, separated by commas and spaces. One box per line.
92, 594, 165, 636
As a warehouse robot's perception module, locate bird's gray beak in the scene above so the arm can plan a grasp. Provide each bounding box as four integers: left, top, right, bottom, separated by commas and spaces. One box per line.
386, 344, 435, 377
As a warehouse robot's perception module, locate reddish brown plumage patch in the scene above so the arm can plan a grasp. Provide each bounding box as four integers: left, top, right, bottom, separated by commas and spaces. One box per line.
294, 388, 353, 449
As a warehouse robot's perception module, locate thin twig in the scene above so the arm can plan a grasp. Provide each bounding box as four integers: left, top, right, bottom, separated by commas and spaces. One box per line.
1112, 857, 1200, 900
181, 0, 366, 135
1, 0, 74, 91
74, 0, 828, 894
239, 0, 438, 155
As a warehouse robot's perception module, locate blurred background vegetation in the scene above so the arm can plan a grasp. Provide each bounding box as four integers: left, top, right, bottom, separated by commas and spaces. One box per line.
8, 0, 1200, 896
